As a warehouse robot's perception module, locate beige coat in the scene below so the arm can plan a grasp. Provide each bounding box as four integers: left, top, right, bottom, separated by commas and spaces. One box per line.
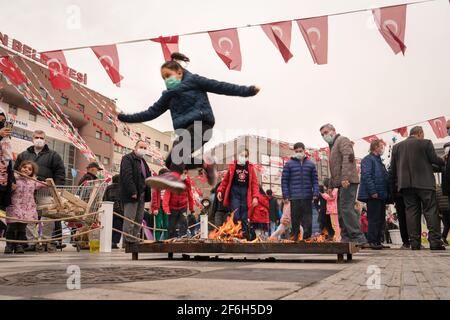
329, 135, 359, 188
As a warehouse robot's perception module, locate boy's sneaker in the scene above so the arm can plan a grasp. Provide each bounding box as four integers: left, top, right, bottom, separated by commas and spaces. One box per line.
46, 244, 56, 253
145, 172, 186, 192
14, 245, 25, 254
202, 155, 218, 186
4, 245, 14, 254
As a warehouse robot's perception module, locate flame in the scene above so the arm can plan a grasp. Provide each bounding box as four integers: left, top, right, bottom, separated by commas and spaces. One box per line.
305, 229, 328, 243
209, 211, 243, 241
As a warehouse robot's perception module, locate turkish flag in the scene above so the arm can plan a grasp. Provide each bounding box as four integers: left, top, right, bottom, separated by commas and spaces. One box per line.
150, 36, 179, 61
428, 116, 447, 139
91, 45, 123, 87
42, 50, 71, 90
393, 126, 408, 137
373, 5, 407, 55
363, 135, 380, 143
261, 21, 293, 63
208, 28, 242, 71
297, 16, 328, 65
0, 56, 27, 85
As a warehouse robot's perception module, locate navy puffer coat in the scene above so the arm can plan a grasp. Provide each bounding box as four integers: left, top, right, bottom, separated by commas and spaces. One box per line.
281, 157, 319, 200
358, 153, 389, 202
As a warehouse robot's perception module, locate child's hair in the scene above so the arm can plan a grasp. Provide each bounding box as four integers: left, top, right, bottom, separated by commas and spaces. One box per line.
18, 160, 38, 177
161, 52, 190, 72
323, 178, 331, 189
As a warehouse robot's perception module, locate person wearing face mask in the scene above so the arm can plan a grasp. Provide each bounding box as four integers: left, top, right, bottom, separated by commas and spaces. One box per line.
217, 148, 260, 239
119, 140, 152, 247
14, 130, 66, 251
77, 162, 103, 186
117, 52, 260, 193
319, 123, 367, 246
281, 142, 319, 240
390, 126, 445, 250
357, 140, 390, 250
0, 108, 14, 212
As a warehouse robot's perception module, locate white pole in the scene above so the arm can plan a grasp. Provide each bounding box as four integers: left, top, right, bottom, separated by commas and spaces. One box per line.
100, 201, 114, 253
200, 214, 208, 239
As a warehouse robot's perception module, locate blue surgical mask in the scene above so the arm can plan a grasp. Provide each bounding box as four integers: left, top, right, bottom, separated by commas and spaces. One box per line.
165, 76, 182, 90
293, 152, 305, 160
323, 134, 335, 144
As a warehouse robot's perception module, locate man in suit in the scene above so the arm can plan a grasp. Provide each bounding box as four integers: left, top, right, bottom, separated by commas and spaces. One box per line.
390, 126, 445, 250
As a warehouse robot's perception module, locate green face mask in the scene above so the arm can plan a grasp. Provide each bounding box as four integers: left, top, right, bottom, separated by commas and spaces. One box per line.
165, 76, 182, 90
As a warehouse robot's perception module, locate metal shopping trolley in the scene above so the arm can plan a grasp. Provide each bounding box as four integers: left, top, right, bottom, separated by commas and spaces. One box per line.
35, 178, 108, 252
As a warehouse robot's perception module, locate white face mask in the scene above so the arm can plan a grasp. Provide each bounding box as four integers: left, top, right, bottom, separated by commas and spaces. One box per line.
238, 155, 247, 165
135, 148, 147, 158
293, 151, 305, 160
33, 138, 45, 148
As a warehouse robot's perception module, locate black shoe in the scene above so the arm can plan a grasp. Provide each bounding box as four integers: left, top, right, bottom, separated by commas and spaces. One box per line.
202, 155, 218, 186
400, 243, 411, 250
111, 243, 119, 249
14, 245, 25, 254
369, 243, 383, 250
4, 246, 14, 254
24, 245, 37, 252
430, 245, 446, 251
380, 244, 391, 249
56, 243, 67, 250
145, 172, 186, 192
411, 246, 421, 250
442, 239, 449, 245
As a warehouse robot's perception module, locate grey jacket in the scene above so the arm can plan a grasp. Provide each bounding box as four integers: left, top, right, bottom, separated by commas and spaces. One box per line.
329, 135, 359, 188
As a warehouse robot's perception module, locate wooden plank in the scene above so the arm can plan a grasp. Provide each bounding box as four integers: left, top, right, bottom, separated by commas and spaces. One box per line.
86, 183, 99, 212
62, 190, 88, 209
45, 178, 63, 210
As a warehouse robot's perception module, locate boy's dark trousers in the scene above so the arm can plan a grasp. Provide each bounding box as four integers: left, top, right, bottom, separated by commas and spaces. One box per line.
168, 209, 188, 239
5, 223, 26, 248
165, 122, 213, 174
290, 199, 313, 240
112, 212, 124, 244
230, 185, 249, 238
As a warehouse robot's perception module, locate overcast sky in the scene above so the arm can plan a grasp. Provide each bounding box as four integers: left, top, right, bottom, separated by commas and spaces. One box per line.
1, 0, 449, 156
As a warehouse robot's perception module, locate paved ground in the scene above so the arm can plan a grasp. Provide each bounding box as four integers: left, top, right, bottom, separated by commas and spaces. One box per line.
0, 244, 449, 300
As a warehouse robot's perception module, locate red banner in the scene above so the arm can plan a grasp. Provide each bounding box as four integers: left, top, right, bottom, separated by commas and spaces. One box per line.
0, 56, 27, 85
393, 126, 408, 137
208, 28, 242, 71
42, 50, 71, 90
261, 21, 293, 63
297, 16, 328, 65
150, 36, 179, 61
373, 5, 407, 55
363, 135, 380, 143
428, 116, 447, 139
91, 44, 123, 86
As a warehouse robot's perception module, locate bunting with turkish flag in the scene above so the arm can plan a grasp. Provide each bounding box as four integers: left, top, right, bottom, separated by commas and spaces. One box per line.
261, 21, 293, 63
428, 116, 447, 139
393, 126, 408, 137
150, 36, 180, 61
0, 56, 27, 85
297, 16, 328, 65
91, 45, 123, 87
363, 135, 380, 143
208, 28, 242, 71
373, 5, 407, 55
42, 50, 71, 90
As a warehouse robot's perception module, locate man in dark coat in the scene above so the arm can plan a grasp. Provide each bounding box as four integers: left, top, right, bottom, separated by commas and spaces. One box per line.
14, 130, 66, 250
103, 174, 123, 249
120, 140, 151, 246
281, 142, 319, 240
390, 126, 445, 250
78, 162, 102, 186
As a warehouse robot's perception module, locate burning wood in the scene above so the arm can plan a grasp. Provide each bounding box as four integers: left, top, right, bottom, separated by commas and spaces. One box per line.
208, 211, 244, 241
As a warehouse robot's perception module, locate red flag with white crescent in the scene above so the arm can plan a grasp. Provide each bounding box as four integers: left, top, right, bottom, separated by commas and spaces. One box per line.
363, 135, 380, 143
261, 21, 293, 63
373, 5, 407, 55
91, 45, 123, 87
208, 28, 242, 71
428, 116, 447, 139
41, 50, 71, 90
297, 16, 328, 65
0, 56, 27, 85
393, 126, 408, 137
150, 36, 179, 61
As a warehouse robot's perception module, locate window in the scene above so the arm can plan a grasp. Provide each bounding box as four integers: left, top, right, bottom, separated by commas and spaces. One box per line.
103, 157, 110, 166
29, 112, 37, 122
114, 145, 121, 153
39, 87, 47, 98
145, 137, 151, 145
136, 133, 141, 140
164, 144, 169, 152
78, 104, 85, 113
95, 154, 101, 163
95, 131, 102, 140
9, 105, 18, 115
155, 141, 161, 149
61, 96, 69, 106
104, 135, 111, 143
96, 112, 103, 121
115, 125, 118, 133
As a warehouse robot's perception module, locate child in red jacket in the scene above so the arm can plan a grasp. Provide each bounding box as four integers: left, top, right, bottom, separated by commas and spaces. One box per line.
217, 148, 259, 239
249, 186, 270, 240
163, 170, 194, 238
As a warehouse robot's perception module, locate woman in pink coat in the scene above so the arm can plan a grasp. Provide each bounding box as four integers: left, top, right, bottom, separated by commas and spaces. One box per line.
5, 160, 45, 254
320, 184, 341, 241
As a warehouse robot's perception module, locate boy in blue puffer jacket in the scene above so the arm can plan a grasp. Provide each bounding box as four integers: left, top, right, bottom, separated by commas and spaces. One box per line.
281, 142, 319, 240
357, 139, 389, 250
118, 53, 260, 191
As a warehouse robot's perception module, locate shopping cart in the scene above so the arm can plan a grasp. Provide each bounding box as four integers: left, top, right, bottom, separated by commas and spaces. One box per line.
35, 178, 108, 252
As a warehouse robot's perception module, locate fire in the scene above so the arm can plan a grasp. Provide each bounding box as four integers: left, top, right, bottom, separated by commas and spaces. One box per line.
305, 229, 329, 243
209, 211, 243, 241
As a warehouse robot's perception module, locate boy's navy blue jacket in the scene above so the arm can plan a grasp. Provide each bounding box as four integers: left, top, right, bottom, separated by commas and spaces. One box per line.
281, 157, 319, 200
358, 153, 389, 202
118, 70, 257, 129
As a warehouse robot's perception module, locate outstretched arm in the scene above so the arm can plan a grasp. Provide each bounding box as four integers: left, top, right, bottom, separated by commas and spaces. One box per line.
193, 74, 259, 97
118, 93, 170, 123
